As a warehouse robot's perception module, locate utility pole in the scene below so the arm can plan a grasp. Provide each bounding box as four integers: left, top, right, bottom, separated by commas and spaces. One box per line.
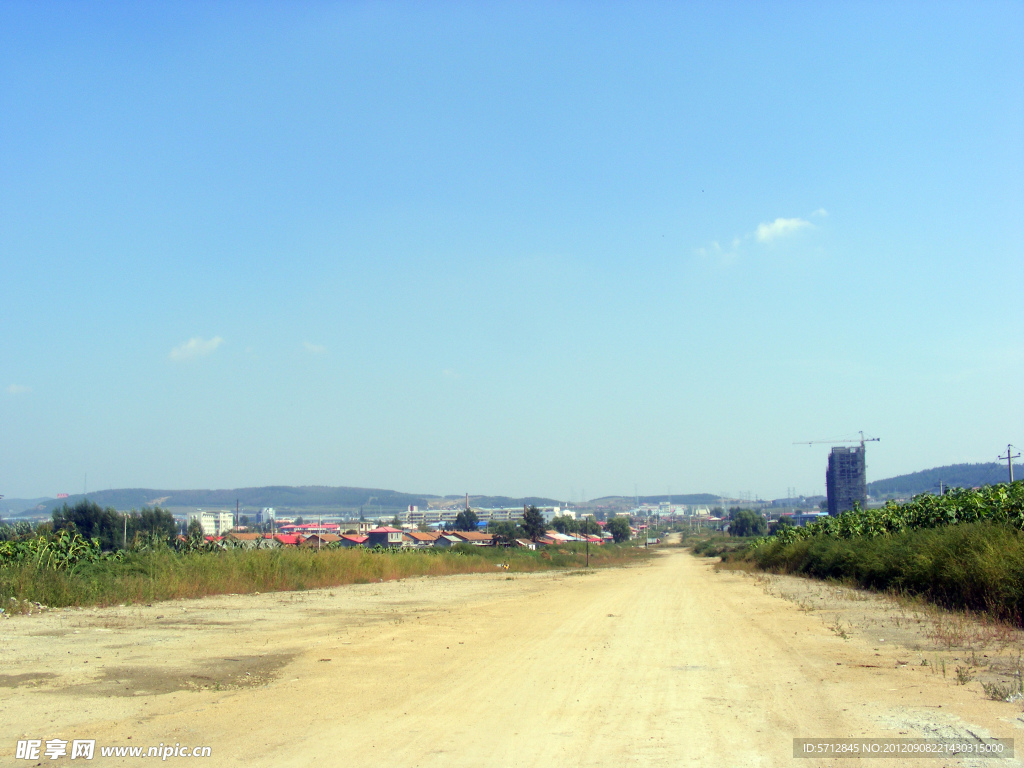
123, 513, 128, 549
998, 445, 1020, 483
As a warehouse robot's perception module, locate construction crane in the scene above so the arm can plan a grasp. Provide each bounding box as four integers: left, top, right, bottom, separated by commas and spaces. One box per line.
793, 431, 880, 448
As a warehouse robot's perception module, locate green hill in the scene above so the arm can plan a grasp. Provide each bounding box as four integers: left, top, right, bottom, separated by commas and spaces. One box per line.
0, 498, 53, 517
590, 493, 721, 505
465, 495, 561, 508
35, 486, 435, 514
868, 462, 1024, 498
25, 486, 564, 515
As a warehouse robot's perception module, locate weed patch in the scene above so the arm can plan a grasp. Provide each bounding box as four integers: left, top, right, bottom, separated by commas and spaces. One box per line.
0, 543, 649, 609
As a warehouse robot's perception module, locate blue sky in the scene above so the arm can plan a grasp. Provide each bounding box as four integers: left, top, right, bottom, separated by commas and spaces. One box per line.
2, 2, 1021, 501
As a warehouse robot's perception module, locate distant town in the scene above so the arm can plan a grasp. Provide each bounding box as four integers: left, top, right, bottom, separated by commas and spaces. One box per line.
3, 457, 1021, 546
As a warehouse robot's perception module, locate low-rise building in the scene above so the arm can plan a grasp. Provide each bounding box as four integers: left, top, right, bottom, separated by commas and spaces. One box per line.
301, 534, 341, 548
365, 527, 404, 548
450, 531, 495, 546
224, 533, 267, 549
338, 534, 369, 548
188, 510, 235, 537
404, 531, 440, 548
433, 534, 463, 548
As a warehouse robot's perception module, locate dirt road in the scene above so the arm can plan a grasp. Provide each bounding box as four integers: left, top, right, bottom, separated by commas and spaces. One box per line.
2, 549, 1022, 766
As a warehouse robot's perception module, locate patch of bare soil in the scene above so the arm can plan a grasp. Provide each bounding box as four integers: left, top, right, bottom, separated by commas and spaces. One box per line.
0, 672, 57, 688
75, 654, 295, 697
2, 552, 1023, 766
736, 567, 1024, 706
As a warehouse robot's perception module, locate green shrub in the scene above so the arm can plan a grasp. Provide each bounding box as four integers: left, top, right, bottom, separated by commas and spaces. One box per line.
749, 522, 1024, 622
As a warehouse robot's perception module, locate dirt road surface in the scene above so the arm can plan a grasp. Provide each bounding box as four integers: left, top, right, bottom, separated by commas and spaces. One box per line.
3, 549, 1022, 766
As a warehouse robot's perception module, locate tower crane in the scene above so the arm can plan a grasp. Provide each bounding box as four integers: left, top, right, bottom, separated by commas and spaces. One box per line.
793, 431, 880, 448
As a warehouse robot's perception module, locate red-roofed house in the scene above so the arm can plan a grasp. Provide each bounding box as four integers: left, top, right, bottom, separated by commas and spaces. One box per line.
404, 531, 440, 548
338, 534, 369, 548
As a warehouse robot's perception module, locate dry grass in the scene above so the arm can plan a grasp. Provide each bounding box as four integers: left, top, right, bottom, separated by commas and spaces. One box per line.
0, 543, 650, 609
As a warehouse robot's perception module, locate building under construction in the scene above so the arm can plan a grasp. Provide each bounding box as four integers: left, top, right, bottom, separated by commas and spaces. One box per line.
826, 445, 866, 516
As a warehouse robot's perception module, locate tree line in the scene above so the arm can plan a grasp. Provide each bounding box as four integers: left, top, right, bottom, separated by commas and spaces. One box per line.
47, 501, 179, 551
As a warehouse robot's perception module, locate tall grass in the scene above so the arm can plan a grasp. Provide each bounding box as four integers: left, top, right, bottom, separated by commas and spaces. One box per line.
0, 543, 647, 608
749, 522, 1024, 623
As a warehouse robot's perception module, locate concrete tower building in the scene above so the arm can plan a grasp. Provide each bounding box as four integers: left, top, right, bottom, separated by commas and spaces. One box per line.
826, 445, 866, 516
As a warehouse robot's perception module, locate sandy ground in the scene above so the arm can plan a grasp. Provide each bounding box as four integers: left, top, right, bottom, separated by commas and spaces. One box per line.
2, 548, 1024, 767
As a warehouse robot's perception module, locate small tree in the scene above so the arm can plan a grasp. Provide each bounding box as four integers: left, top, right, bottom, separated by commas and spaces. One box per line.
186, 518, 205, 541
52, 500, 121, 550
135, 507, 178, 541
550, 515, 576, 534
729, 509, 767, 537
454, 508, 479, 532
768, 516, 793, 536
489, 521, 521, 545
605, 516, 631, 543
521, 505, 546, 540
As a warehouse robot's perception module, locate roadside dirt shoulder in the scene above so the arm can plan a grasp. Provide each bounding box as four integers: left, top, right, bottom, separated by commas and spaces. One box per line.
1, 550, 1021, 766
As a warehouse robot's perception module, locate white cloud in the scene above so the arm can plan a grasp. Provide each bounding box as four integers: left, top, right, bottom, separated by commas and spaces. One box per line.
695, 238, 740, 265
169, 336, 224, 361
756, 217, 812, 242
6, 384, 31, 395
697, 210, 822, 262
303, 342, 326, 355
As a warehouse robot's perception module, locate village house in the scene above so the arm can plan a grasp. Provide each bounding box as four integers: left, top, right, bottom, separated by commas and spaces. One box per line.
403, 531, 440, 548
365, 527, 404, 548
301, 533, 341, 548
338, 534, 368, 548
450, 531, 495, 546
432, 534, 463, 548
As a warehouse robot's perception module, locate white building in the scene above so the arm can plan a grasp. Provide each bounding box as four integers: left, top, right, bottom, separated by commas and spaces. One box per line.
540, 506, 561, 522
188, 510, 235, 537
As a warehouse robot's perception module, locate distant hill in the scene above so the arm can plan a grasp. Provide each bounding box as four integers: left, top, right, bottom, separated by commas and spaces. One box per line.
33, 486, 436, 514
868, 463, 1024, 498
590, 493, 721, 505
19, 486, 565, 516
467, 496, 561, 508
0, 498, 53, 517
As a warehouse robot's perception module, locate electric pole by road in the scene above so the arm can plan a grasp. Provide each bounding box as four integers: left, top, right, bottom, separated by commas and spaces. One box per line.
998, 444, 1020, 483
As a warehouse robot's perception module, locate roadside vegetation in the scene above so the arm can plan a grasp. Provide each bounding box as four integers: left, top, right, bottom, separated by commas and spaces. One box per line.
0, 504, 650, 608
690, 482, 1024, 624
